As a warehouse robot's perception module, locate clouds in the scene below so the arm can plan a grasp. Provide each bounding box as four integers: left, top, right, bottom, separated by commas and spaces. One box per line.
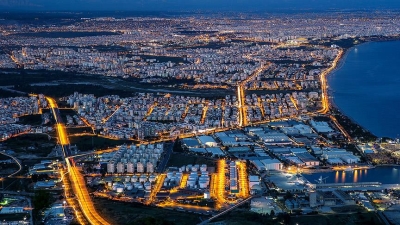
1, 0, 400, 11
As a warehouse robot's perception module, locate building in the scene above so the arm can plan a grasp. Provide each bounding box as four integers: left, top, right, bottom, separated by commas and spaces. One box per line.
198, 135, 218, 147
260, 159, 283, 170
296, 152, 320, 166
249, 175, 260, 189
309, 191, 317, 207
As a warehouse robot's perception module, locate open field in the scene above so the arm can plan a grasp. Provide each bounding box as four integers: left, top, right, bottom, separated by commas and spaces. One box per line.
289, 212, 383, 225
92, 198, 203, 225
0, 69, 231, 99
17, 114, 42, 126
214, 210, 275, 225
166, 153, 216, 168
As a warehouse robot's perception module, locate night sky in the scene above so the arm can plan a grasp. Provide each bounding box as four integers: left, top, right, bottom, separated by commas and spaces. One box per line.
1, 0, 400, 11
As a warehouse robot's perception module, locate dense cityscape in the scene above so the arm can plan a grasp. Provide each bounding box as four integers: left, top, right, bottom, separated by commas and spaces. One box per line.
0, 7, 400, 225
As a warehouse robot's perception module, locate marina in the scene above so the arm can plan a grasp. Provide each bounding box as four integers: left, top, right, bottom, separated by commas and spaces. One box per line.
302, 166, 400, 185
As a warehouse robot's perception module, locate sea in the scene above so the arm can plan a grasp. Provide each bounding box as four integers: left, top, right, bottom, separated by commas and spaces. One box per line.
328, 40, 400, 139
302, 166, 400, 184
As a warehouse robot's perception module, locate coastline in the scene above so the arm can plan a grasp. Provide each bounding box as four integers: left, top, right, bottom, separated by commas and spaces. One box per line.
324, 35, 400, 140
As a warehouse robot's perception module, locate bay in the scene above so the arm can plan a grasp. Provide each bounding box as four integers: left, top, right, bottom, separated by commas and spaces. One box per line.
328, 41, 400, 138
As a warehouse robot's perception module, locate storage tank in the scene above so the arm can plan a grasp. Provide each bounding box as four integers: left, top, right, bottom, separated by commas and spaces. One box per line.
163, 178, 170, 187
126, 183, 133, 191
149, 174, 156, 183
116, 187, 124, 193
200, 164, 207, 172
139, 174, 147, 183
131, 175, 138, 182
187, 179, 195, 188
192, 164, 199, 172
107, 181, 113, 187
124, 176, 131, 182
199, 181, 207, 189
144, 182, 152, 191
134, 182, 142, 188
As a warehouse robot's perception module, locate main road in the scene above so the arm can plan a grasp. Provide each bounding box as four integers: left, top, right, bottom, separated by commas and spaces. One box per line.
46, 97, 72, 156
318, 49, 343, 114
46, 96, 110, 225
237, 63, 270, 127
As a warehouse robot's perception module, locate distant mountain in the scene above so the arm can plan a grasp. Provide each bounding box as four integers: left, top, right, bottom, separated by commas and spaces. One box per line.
1, 0, 400, 11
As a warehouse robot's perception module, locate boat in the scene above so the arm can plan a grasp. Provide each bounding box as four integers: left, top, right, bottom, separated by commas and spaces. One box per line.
315, 176, 328, 184
345, 166, 353, 172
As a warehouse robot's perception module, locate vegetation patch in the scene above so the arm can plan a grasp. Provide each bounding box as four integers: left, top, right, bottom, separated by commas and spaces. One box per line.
69, 135, 135, 151
2, 133, 56, 157
92, 198, 202, 225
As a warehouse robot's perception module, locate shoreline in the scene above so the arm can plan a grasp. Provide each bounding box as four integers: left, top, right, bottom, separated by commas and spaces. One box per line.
324, 35, 400, 140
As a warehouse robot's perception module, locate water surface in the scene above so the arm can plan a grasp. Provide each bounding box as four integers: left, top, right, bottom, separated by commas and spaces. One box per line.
329, 41, 400, 138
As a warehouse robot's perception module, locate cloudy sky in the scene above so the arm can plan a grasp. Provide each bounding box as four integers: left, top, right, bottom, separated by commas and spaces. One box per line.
1, 0, 400, 11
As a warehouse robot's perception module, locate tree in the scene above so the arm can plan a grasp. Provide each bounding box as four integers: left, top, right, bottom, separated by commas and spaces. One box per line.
33, 190, 52, 211
270, 210, 275, 217
284, 191, 293, 200
131, 217, 175, 225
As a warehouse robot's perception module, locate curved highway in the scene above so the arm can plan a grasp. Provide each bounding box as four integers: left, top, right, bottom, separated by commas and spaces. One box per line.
0, 151, 22, 178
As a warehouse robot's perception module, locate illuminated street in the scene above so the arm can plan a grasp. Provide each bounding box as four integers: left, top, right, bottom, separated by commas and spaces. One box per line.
66, 159, 111, 225
45, 96, 111, 225
236, 161, 249, 199
146, 174, 166, 205
216, 159, 226, 208
318, 49, 343, 114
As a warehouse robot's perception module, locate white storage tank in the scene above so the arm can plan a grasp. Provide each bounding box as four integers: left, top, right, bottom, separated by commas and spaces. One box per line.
139, 174, 147, 183
124, 176, 131, 182
131, 175, 138, 182
187, 179, 195, 188
144, 182, 151, 191
199, 181, 207, 189
193, 164, 199, 172
163, 178, 170, 187
134, 182, 142, 188
149, 174, 156, 183
126, 183, 133, 191
116, 187, 124, 193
